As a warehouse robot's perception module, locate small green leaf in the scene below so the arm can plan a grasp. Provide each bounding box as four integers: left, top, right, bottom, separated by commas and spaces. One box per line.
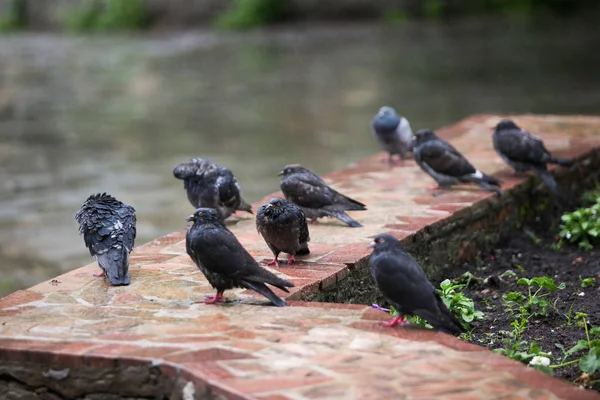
580, 348, 600, 374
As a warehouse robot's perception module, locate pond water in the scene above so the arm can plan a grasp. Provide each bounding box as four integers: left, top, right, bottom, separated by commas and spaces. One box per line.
1, 16, 599, 296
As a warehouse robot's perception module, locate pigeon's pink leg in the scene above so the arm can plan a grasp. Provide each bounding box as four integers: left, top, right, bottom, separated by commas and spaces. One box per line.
306, 218, 319, 224
203, 291, 224, 305
93, 270, 105, 278
287, 255, 296, 265
267, 258, 279, 267
381, 315, 408, 327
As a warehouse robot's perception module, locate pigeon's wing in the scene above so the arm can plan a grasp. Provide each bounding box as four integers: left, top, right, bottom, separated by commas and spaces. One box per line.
191, 227, 253, 278
82, 212, 122, 257
216, 170, 241, 209
297, 209, 310, 244
281, 174, 336, 208
116, 205, 137, 251
495, 129, 549, 164
418, 140, 476, 177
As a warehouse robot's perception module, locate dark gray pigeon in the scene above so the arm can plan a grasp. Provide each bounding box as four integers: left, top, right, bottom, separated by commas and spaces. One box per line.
371, 106, 414, 163
412, 129, 503, 195
186, 207, 294, 307
173, 158, 252, 220
368, 233, 464, 335
493, 119, 574, 196
278, 164, 366, 228
256, 197, 310, 267
75, 193, 136, 286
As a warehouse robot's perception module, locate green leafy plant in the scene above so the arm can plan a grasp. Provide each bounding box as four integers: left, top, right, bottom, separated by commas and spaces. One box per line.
495, 340, 553, 375
59, 0, 148, 33
556, 202, 600, 250
553, 313, 600, 376
0, 0, 27, 32
581, 277, 596, 289
503, 277, 565, 318
214, 0, 285, 30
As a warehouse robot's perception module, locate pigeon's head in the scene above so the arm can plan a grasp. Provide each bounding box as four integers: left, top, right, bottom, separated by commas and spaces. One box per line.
260, 197, 288, 219
278, 164, 308, 177
413, 129, 437, 146
186, 207, 222, 224
494, 119, 520, 132
372, 106, 401, 130
367, 233, 400, 251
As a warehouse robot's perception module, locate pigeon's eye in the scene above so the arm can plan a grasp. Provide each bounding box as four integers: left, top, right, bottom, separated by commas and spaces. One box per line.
274, 201, 280, 207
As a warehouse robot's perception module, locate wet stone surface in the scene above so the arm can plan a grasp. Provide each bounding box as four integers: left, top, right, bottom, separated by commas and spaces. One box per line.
2, 114, 600, 399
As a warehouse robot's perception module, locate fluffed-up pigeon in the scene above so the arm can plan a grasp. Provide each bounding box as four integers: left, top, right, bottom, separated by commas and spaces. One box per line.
186, 207, 294, 307
412, 129, 503, 195
173, 158, 252, 220
256, 197, 310, 267
368, 233, 464, 335
278, 164, 366, 228
493, 119, 574, 196
75, 193, 136, 286
371, 106, 414, 163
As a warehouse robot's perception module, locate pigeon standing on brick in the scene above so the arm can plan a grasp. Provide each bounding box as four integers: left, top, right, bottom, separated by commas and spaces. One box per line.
368, 234, 464, 335
493, 119, 574, 196
278, 164, 366, 228
412, 129, 503, 195
173, 158, 252, 220
256, 197, 310, 267
75, 193, 136, 286
371, 106, 414, 163
186, 207, 294, 307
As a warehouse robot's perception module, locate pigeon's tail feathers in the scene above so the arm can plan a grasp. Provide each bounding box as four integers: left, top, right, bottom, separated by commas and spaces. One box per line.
96, 247, 131, 286
328, 211, 363, 228
461, 170, 503, 195
296, 242, 310, 255
531, 166, 561, 197
246, 267, 295, 293
237, 198, 253, 214
339, 195, 367, 211
428, 296, 465, 335
548, 156, 574, 167
243, 281, 288, 307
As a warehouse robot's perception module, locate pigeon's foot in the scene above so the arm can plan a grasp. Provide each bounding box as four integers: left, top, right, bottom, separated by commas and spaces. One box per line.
381, 315, 408, 327
306, 218, 320, 224
267, 258, 279, 267
203, 291, 224, 305
287, 255, 296, 265
93, 271, 106, 278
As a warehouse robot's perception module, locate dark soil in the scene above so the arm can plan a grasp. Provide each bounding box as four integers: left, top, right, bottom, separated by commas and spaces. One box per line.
440, 199, 600, 391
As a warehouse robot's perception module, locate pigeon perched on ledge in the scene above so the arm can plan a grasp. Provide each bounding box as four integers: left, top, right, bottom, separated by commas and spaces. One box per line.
278, 164, 366, 228
371, 106, 414, 163
368, 234, 464, 335
412, 129, 503, 195
173, 158, 252, 220
186, 207, 294, 307
493, 119, 574, 197
256, 197, 310, 267
75, 193, 136, 286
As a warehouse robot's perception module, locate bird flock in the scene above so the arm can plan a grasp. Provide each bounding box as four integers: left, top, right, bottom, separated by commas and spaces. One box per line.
75, 107, 574, 334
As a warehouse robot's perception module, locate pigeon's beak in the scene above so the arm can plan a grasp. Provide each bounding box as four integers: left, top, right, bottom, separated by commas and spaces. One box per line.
367, 241, 376, 249
277, 170, 284, 176
185, 215, 194, 222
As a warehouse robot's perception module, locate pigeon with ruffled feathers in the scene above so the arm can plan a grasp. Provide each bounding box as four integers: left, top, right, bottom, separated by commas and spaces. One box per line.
412, 129, 502, 195
278, 164, 366, 228
186, 207, 294, 307
75, 193, 136, 286
173, 158, 252, 220
256, 197, 310, 267
493, 119, 574, 196
371, 106, 414, 163
369, 234, 464, 335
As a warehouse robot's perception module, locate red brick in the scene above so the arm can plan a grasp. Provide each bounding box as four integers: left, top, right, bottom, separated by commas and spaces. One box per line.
0, 290, 43, 309
164, 348, 254, 363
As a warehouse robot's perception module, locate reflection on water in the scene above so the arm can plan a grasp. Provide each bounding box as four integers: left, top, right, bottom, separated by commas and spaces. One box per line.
1, 17, 599, 295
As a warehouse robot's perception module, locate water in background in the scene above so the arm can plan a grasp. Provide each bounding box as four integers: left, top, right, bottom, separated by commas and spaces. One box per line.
1, 16, 599, 295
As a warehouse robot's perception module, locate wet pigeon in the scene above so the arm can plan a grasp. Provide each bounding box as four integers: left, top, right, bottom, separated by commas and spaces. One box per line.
75, 193, 136, 286
186, 207, 294, 307
368, 234, 464, 335
256, 197, 310, 267
412, 129, 503, 195
371, 106, 414, 163
493, 119, 574, 196
278, 164, 366, 228
173, 158, 252, 220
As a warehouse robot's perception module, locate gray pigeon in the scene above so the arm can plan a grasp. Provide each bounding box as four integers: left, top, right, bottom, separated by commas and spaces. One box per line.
173, 158, 252, 220
369, 233, 464, 335
75, 193, 136, 286
256, 197, 310, 267
412, 129, 503, 195
493, 119, 574, 196
186, 207, 294, 307
371, 106, 414, 163
278, 164, 366, 228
